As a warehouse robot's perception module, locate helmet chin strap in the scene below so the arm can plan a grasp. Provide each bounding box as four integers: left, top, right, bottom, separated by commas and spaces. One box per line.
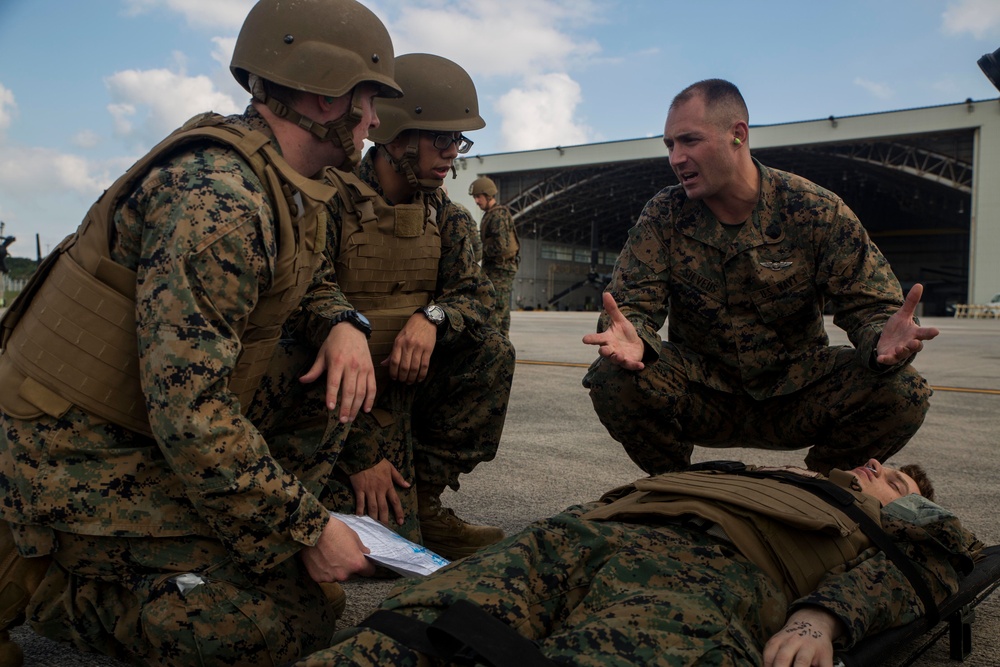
378, 133, 443, 193
249, 74, 364, 170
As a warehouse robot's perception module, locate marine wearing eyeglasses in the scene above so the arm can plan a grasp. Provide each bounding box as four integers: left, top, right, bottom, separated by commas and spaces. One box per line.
303, 53, 514, 562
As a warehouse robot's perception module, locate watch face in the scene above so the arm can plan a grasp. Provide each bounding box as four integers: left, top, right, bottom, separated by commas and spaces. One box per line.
355, 311, 371, 327
425, 305, 445, 324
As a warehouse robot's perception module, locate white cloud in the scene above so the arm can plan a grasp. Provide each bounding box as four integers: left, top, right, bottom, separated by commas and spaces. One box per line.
496, 73, 594, 151
854, 77, 894, 101
0, 146, 116, 197
376, 0, 603, 153
0, 83, 16, 136
105, 68, 243, 148
123, 0, 253, 31
71, 130, 101, 149
211, 36, 237, 69
942, 0, 1000, 39
384, 0, 601, 77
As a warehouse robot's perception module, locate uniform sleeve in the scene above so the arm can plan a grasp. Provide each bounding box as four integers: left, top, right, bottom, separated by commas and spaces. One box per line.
131, 148, 328, 573
481, 206, 519, 265
600, 193, 673, 358
435, 202, 494, 344
815, 199, 907, 370
286, 193, 356, 347
788, 499, 978, 649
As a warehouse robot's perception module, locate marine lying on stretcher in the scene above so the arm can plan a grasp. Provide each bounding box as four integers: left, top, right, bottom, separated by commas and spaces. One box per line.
293, 459, 993, 667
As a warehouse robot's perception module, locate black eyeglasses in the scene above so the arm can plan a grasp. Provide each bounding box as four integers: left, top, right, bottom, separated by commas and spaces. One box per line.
426, 131, 474, 154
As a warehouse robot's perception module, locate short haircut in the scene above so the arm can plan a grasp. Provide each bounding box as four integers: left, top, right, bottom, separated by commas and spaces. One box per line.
899, 463, 936, 502
670, 78, 749, 130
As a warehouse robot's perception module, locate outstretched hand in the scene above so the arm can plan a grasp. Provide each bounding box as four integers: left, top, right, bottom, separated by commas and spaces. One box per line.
876, 284, 940, 366
581, 292, 646, 371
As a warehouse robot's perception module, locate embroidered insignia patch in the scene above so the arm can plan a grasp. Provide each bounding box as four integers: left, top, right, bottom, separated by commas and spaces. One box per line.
760, 260, 793, 270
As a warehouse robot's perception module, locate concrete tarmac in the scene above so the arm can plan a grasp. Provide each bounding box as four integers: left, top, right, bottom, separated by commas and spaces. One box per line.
8, 311, 1000, 666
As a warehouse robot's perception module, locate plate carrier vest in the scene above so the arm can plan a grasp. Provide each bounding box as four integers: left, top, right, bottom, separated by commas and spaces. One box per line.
0, 112, 335, 436
583, 468, 881, 601
325, 173, 442, 383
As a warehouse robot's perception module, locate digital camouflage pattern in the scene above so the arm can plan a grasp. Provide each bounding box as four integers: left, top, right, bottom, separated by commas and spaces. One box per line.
450, 199, 482, 263
29, 530, 337, 667
293, 470, 978, 666
794, 492, 980, 647
320, 149, 514, 539
0, 107, 347, 663
480, 203, 519, 334
585, 159, 931, 473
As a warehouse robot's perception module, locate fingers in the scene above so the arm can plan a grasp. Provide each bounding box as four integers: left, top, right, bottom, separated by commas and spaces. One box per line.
900, 283, 923, 316
602, 292, 626, 324
390, 465, 411, 488
582, 330, 613, 346
916, 325, 940, 341
299, 355, 326, 385
388, 488, 404, 526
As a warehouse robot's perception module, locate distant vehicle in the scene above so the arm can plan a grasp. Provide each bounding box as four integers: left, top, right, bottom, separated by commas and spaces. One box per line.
990, 293, 1000, 316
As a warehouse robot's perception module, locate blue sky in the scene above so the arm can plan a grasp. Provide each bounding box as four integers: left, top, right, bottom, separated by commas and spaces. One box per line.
1, 0, 998, 258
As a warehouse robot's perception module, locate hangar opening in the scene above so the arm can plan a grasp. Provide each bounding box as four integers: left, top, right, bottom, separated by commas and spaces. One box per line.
483, 126, 975, 316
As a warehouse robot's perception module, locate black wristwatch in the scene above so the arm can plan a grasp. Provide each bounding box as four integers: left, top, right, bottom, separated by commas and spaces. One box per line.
331, 310, 372, 338
419, 304, 446, 326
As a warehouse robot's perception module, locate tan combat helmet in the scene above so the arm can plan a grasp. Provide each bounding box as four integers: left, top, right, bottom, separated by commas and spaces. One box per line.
230, 0, 403, 167
469, 176, 498, 197
369, 53, 485, 192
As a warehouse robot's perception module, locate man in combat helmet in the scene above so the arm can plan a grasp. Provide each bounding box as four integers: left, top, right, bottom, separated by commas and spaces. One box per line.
470, 175, 520, 334
0, 1, 402, 665
314, 52, 514, 561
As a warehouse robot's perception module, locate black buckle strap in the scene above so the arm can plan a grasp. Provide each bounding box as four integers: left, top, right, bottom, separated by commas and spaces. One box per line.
360, 600, 557, 667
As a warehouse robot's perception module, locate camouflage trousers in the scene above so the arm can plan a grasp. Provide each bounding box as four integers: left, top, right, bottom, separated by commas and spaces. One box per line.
583, 344, 932, 475
325, 329, 515, 543
483, 266, 517, 335
292, 505, 787, 666
29, 532, 336, 667
6, 339, 347, 666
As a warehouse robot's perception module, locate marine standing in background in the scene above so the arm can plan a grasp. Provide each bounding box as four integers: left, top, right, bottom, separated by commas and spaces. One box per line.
0, 1, 401, 665
471, 176, 520, 334
583, 78, 939, 476
318, 53, 514, 561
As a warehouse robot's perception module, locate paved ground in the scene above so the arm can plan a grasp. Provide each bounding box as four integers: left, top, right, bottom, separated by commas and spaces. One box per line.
8, 311, 1000, 666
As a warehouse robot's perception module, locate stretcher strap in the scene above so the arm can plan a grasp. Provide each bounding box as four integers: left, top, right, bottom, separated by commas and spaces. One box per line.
361, 600, 557, 667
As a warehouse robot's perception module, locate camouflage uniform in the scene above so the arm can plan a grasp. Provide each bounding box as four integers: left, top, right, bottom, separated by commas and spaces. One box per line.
451, 200, 482, 263
480, 203, 519, 335
584, 159, 932, 474
293, 468, 978, 666
322, 149, 515, 542
0, 108, 346, 666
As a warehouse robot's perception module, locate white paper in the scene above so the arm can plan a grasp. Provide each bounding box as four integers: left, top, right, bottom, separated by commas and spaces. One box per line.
332, 512, 450, 577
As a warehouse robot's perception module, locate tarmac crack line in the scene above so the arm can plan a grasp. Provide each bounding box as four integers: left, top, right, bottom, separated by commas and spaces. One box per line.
515, 360, 1000, 396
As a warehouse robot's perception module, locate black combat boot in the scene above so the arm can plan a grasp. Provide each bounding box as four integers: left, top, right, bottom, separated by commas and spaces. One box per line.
0, 521, 52, 667
417, 488, 504, 562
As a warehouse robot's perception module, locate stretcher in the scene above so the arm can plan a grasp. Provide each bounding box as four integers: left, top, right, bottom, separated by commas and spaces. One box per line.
835, 544, 1000, 666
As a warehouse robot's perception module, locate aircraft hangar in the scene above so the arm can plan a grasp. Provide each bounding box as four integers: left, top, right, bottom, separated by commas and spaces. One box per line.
450, 98, 1000, 316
